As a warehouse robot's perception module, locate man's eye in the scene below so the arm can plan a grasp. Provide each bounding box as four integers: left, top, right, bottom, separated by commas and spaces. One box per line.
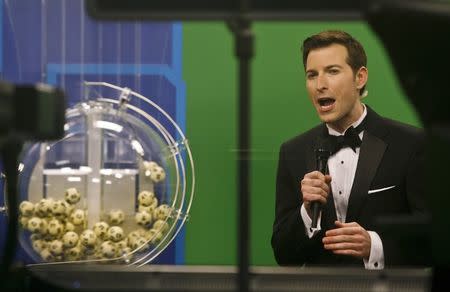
329, 69, 339, 74
306, 73, 316, 79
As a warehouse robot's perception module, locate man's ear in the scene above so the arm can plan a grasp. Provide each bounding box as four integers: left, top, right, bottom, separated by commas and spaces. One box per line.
355, 66, 368, 89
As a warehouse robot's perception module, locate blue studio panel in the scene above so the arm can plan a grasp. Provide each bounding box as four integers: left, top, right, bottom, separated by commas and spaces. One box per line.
0, 0, 186, 265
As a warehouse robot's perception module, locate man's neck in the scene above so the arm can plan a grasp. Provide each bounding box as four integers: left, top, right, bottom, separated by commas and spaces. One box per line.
327, 103, 366, 135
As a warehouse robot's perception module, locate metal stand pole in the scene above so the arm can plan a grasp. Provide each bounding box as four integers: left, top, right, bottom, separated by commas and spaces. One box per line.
227, 7, 254, 290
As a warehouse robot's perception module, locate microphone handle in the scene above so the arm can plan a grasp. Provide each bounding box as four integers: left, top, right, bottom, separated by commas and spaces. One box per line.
311, 156, 329, 229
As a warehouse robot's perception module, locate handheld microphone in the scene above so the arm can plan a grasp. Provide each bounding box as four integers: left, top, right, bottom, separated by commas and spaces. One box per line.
311, 138, 332, 229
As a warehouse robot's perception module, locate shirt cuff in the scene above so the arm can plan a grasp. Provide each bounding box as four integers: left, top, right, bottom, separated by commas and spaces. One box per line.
300, 204, 321, 238
363, 231, 385, 270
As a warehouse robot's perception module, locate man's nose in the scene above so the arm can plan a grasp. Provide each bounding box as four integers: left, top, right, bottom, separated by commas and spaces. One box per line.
316, 74, 328, 91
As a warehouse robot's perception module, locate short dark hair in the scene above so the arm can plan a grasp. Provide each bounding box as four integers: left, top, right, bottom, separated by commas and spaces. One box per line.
302, 30, 367, 95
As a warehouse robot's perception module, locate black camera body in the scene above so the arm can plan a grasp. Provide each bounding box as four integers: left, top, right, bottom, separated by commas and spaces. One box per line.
0, 81, 65, 141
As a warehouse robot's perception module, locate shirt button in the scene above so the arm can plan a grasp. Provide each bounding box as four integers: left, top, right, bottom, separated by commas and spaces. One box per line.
341, 161, 344, 164
339, 191, 342, 195
374, 262, 378, 267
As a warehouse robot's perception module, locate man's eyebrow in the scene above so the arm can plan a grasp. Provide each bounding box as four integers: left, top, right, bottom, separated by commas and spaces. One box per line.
325, 64, 343, 69
305, 64, 344, 73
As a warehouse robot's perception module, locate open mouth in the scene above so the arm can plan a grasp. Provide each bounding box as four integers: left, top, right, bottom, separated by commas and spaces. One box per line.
318, 97, 336, 111
318, 97, 335, 107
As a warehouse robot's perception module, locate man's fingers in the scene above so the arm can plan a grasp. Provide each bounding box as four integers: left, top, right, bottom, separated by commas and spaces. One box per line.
304, 171, 326, 180
325, 226, 363, 237
322, 234, 355, 244
303, 193, 327, 205
329, 249, 360, 257
323, 242, 362, 251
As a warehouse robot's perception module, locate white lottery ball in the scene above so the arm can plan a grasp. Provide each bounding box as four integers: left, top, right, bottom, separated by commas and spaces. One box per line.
51, 200, 67, 218
127, 230, 141, 243
100, 241, 117, 258
65, 221, 75, 232
19, 216, 30, 229
71, 209, 86, 226
147, 229, 163, 244
108, 226, 125, 242
49, 240, 64, 255
65, 246, 82, 261
47, 219, 64, 237
32, 239, 47, 253
40, 248, 54, 262
80, 229, 97, 247
138, 204, 156, 215
135, 211, 152, 227
93, 221, 110, 239
131, 237, 149, 251
115, 239, 128, 250
150, 166, 166, 183
153, 219, 169, 234
153, 204, 171, 221
108, 209, 125, 225
143, 160, 159, 171
65, 187, 81, 204
27, 217, 43, 233
19, 201, 35, 217
62, 231, 79, 248
119, 247, 133, 263
36, 198, 53, 217
63, 201, 75, 217
138, 190, 155, 206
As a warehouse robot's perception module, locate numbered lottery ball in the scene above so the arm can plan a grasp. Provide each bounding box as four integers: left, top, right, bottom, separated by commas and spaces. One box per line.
100, 241, 117, 258
93, 221, 110, 239
62, 231, 79, 248
40, 248, 54, 262
143, 160, 159, 171
36, 198, 53, 217
65, 246, 82, 261
147, 229, 163, 244
65, 221, 75, 232
19, 216, 30, 229
108, 209, 125, 225
19, 201, 35, 217
27, 217, 43, 233
131, 237, 149, 251
80, 229, 97, 248
47, 219, 64, 237
51, 200, 67, 218
153, 204, 171, 221
150, 166, 166, 183
49, 240, 64, 255
63, 201, 75, 217
138, 204, 156, 215
153, 219, 169, 234
71, 209, 86, 226
127, 230, 142, 243
135, 211, 152, 227
65, 187, 81, 204
138, 190, 155, 206
32, 239, 47, 253
108, 226, 125, 242
115, 238, 128, 250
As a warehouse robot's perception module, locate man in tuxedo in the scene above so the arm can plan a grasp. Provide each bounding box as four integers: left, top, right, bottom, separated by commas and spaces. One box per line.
271, 30, 428, 269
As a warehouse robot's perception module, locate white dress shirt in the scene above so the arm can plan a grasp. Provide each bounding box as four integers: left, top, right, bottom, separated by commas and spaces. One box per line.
300, 105, 384, 269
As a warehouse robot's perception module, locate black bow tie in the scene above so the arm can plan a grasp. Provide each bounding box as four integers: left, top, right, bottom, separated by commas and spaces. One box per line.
326, 120, 365, 154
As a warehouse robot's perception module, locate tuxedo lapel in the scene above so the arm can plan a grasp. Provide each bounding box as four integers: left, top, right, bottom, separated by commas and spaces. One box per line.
346, 108, 387, 223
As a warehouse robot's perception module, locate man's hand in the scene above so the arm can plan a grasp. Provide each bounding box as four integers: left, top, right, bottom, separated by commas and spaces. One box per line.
322, 221, 371, 259
300, 171, 332, 218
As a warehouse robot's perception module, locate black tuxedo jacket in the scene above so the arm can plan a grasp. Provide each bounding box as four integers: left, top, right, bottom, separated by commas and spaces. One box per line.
271, 106, 429, 267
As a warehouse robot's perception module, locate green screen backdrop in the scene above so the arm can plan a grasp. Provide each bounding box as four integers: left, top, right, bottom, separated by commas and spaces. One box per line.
182, 21, 421, 266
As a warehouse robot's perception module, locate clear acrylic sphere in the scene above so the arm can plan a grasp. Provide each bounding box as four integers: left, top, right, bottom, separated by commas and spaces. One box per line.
15, 83, 194, 266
